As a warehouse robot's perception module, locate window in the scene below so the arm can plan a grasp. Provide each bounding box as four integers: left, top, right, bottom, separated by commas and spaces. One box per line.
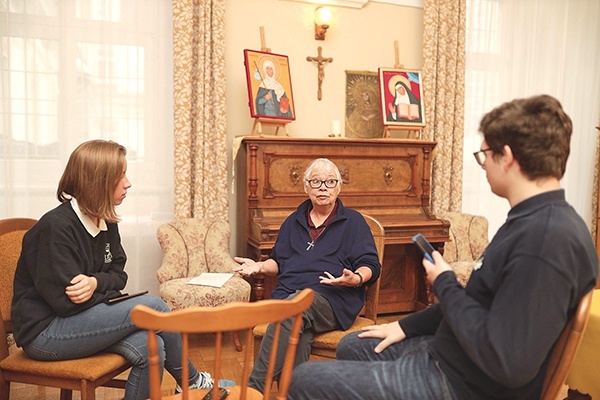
2, 1, 148, 159
1, 1, 174, 292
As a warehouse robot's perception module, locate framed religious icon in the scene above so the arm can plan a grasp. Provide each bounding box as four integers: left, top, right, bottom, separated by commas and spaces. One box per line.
345, 70, 384, 138
244, 49, 296, 121
378, 68, 425, 128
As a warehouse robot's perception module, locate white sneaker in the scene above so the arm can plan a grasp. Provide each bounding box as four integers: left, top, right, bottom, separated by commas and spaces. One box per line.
175, 371, 236, 393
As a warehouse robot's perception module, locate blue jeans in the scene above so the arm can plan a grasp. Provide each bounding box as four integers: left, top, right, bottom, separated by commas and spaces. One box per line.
249, 290, 341, 394
288, 332, 457, 400
24, 295, 199, 400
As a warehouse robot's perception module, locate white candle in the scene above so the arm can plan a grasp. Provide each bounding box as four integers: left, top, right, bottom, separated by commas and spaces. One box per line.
331, 120, 341, 136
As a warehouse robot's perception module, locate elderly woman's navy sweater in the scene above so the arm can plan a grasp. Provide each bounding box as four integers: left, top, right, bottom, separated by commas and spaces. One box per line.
270, 198, 381, 330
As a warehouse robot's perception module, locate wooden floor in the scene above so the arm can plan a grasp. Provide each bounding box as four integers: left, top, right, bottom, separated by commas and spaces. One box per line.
7, 313, 570, 400
8, 329, 255, 400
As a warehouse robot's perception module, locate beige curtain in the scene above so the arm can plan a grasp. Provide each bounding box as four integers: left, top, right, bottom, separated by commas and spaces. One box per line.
172, 0, 228, 220
422, 0, 466, 213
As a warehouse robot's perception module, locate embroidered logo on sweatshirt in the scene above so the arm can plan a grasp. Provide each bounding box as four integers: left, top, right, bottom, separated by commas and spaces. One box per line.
104, 243, 113, 263
473, 254, 484, 271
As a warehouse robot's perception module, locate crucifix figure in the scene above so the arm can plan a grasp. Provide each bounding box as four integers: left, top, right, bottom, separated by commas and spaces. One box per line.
306, 46, 333, 101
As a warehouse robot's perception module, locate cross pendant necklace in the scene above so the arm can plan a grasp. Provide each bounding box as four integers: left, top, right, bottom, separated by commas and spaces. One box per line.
306, 226, 326, 251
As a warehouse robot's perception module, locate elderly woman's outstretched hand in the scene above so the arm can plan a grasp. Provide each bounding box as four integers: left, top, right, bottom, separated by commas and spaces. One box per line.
233, 257, 260, 277
319, 268, 357, 287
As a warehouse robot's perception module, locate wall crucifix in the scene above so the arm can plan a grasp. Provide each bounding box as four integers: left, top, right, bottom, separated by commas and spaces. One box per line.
306, 46, 333, 101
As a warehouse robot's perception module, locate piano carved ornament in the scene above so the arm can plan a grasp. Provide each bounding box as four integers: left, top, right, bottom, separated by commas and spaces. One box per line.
234, 136, 449, 313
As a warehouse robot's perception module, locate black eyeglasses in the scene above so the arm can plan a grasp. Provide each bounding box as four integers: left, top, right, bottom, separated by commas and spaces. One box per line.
306, 179, 339, 189
473, 148, 493, 166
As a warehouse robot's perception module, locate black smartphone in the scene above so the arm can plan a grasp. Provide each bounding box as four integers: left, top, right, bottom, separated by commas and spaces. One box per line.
412, 233, 435, 263
105, 290, 149, 304
202, 387, 229, 400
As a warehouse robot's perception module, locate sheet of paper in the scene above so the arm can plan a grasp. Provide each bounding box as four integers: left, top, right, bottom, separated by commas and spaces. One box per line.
187, 273, 233, 288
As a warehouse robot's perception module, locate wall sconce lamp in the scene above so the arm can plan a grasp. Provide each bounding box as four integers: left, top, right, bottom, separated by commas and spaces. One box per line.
314, 7, 333, 40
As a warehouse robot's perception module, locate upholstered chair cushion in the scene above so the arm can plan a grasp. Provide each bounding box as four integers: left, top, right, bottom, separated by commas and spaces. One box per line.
450, 261, 476, 287
437, 212, 489, 286
156, 219, 251, 311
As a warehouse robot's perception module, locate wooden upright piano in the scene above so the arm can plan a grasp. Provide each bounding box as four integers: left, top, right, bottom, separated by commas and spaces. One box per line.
235, 136, 449, 314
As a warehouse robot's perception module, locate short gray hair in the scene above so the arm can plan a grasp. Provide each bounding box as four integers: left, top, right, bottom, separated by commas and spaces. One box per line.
303, 158, 342, 182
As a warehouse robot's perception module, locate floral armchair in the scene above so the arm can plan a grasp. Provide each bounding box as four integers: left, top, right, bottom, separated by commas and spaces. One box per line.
156, 218, 251, 313
437, 212, 489, 286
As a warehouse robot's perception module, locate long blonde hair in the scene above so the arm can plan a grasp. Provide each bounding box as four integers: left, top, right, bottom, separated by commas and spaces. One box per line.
57, 140, 127, 223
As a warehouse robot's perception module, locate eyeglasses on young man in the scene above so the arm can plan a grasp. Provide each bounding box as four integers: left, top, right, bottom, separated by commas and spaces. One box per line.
473, 148, 493, 166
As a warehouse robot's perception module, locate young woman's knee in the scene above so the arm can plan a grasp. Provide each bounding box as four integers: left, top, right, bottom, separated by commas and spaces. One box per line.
134, 294, 170, 313
120, 331, 166, 369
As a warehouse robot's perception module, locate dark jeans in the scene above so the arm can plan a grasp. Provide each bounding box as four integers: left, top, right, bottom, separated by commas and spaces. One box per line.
24, 295, 199, 400
249, 290, 341, 393
288, 332, 458, 400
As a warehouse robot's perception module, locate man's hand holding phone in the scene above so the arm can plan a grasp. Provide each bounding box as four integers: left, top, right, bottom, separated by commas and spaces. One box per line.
422, 251, 452, 285
412, 233, 452, 285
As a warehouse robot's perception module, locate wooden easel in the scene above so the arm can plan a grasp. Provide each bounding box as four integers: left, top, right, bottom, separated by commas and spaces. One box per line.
383, 41, 425, 139
252, 117, 289, 136
250, 26, 290, 137
393, 40, 404, 70
383, 125, 424, 139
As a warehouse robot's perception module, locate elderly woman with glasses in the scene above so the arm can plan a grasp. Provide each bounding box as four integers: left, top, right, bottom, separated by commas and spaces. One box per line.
233, 157, 381, 394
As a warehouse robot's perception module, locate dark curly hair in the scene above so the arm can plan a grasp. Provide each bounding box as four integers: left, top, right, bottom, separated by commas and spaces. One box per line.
479, 94, 572, 180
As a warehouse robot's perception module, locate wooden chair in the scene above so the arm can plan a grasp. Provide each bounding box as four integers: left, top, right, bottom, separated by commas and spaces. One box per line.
253, 214, 384, 361
0, 218, 131, 400
130, 288, 314, 400
540, 289, 594, 400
